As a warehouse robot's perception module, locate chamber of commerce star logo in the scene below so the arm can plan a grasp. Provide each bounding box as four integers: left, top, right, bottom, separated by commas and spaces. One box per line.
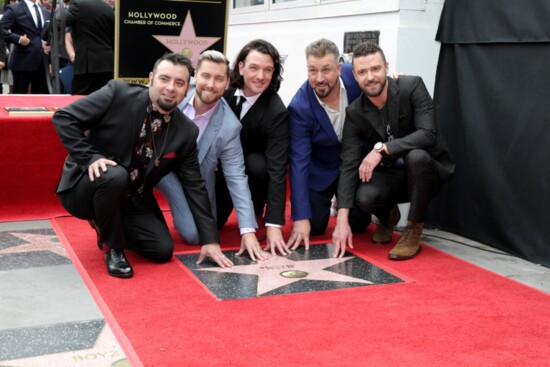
197, 255, 373, 296
152, 11, 220, 67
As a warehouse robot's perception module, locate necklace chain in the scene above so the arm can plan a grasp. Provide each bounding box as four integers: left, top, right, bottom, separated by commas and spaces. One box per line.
150, 111, 171, 166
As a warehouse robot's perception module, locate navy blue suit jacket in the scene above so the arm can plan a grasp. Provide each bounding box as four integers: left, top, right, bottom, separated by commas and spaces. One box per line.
1, 1, 50, 71
287, 63, 362, 220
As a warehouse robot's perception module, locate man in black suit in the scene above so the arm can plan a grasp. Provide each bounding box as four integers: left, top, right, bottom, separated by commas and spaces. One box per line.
219, 39, 290, 255
53, 53, 234, 279
0, 0, 51, 94
65, 0, 114, 95
333, 42, 455, 260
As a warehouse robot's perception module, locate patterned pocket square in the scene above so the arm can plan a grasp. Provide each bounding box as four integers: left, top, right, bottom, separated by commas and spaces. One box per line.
163, 152, 177, 159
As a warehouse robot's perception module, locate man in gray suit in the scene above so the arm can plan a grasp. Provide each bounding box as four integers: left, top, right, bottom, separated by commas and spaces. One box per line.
157, 50, 268, 262
333, 42, 454, 260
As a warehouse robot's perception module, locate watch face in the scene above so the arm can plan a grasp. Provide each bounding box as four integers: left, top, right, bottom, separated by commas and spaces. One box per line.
374, 142, 383, 150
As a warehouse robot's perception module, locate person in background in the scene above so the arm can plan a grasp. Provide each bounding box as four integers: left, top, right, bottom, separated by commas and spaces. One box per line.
219, 39, 290, 255
286, 38, 371, 251
65, 0, 114, 94
0, 0, 51, 94
332, 42, 455, 260
157, 50, 268, 262
53, 53, 234, 279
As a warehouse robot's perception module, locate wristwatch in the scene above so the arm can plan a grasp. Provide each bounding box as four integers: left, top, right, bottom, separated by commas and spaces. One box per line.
374, 142, 387, 157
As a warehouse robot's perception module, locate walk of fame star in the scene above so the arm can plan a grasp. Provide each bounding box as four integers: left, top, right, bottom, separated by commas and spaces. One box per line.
176, 244, 404, 300
0, 229, 67, 258
152, 11, 221, 67
0, 323, 127, 367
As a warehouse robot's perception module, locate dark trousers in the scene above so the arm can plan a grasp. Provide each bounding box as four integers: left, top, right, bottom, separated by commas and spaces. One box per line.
58, 166, 173, 262
72, 72, 112, 95
310, 179, 371, 236
216, 152, 267, 228
355, 149, 442, 226
12, 68, 49, 94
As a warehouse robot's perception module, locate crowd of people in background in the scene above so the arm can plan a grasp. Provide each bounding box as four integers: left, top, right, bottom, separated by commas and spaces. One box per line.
1, 0, 454, 277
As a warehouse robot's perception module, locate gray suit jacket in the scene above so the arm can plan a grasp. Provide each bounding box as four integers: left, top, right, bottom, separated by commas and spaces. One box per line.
194, 96, 257, 230
338, 75, 455, 208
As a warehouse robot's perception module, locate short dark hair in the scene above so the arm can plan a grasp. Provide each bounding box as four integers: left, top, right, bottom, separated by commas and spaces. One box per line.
352, 42, 387, 65
152, 52, 194, 83
229, 39, 285, 93
305, 38, 340, 65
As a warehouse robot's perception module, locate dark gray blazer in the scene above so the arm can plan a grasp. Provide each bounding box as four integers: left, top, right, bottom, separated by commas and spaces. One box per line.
338, 75, 455, 208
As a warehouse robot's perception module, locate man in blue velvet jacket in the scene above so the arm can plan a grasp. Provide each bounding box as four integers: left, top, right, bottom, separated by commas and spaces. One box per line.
287, 39, 371, 250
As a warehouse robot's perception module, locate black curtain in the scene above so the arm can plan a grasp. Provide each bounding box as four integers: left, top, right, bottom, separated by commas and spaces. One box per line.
427, 0, 550, 267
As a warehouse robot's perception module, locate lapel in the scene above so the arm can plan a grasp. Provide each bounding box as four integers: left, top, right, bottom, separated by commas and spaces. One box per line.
386, 78, 400, 138
362, 78, 401, 141
197, 101, 223, 164
25, 2, 44, 34
241, 91, 270, 129
306, 83, 339, 144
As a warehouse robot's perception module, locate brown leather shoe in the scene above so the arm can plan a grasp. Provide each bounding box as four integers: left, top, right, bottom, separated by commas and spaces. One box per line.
388, 222, 423, 260
371, 205, 401, 244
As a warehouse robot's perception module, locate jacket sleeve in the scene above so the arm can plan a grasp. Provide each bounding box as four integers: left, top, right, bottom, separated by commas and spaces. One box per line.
263, 100, 289, 226
288, 100, 313, 221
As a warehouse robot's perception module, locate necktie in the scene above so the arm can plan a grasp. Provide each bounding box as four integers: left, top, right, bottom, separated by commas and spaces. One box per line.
34, 4, 43, 32
231, 96, 246, 119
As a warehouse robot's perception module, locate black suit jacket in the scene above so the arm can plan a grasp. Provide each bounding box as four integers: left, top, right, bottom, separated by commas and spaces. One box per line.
224, 88, 289, 225
0, 1, 50, 71
338, 75, 455, 208
53, 80, 219, 245
66, 0, 114, 75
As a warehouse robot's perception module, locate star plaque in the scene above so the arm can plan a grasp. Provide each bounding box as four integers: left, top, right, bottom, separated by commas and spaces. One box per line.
176, 244, 404, 300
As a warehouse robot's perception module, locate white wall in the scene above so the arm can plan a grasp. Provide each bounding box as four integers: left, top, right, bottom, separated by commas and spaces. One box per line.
225, 0, 445, 104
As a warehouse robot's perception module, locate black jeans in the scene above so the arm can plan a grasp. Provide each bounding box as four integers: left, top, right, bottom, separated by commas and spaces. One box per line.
58, 165, 173, 262
355, 149, 442, 226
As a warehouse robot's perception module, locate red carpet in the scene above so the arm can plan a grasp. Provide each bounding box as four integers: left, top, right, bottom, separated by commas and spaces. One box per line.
0, 95, 82, 222
52, 214, 550, 367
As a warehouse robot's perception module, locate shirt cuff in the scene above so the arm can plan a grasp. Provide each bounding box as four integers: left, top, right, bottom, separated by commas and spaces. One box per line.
240, 227, 256, 236
265, 223, 282, 228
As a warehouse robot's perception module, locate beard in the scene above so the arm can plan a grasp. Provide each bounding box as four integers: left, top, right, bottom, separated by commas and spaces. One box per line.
313, 81, 336, 99
156, 97, 177, 112
195, 88, 219, 105
364, 77, 387, 97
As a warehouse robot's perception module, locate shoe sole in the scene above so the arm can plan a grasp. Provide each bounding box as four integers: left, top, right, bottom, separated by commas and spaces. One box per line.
388, 245, 422, 260
107, 271, 134, 279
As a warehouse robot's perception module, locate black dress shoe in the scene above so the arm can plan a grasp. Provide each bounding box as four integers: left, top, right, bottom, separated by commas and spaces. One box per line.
88, 220, 106, 250
105, 248, 133, 278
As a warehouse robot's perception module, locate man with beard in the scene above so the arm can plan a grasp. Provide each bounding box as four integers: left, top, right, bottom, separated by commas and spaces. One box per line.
332, 42, 455, 260
157, 50, 268, 262
286, 38, 371, 251
53, 53, 233, 279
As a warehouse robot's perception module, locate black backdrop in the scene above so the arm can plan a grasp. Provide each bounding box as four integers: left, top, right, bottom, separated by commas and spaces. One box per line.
427, 0, 550, 267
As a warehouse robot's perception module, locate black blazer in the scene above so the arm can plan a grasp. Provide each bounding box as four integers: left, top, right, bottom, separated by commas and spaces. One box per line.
53, 80, 219, 245
338, 76, 455, 208
66, 0, 114, 75
224, 88, 289, 226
